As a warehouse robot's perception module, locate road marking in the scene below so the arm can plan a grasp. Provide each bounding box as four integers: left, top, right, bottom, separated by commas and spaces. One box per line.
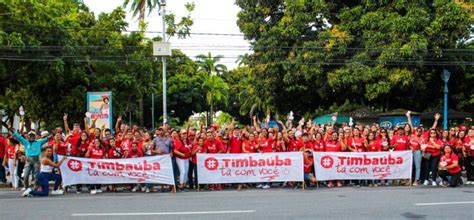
414, 201, 474, 206
72, 210, 256, 217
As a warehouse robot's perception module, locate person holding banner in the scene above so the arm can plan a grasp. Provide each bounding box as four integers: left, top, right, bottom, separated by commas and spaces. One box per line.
438, 145, 462, 187
125, 142, 144, 192
85, 138, 105, 194
366, 132, 382, 187
348, 128, 365, 187
303, 150, 317, 186
204, 131, 225, 191
256, 128, 275, 189
325, 132, 343, 188
22, 147, 66, 197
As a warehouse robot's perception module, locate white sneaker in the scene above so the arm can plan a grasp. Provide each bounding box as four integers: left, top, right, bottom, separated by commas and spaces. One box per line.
432, 181, 437, 186
256, 184, 263, 188
423, 180, 429, 186
90, 189, 97, 195
132, 186, 138, 192
51, 189, 64, 195
141, 186, 146, 192
22, 188, 32, 197
96, 189, 103, 193
145, 188, 150, 193
262, 185, 270, 189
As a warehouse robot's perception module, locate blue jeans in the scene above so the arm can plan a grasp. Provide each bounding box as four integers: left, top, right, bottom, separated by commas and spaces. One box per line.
30, 172, 62, 196
413, 150, 422, 181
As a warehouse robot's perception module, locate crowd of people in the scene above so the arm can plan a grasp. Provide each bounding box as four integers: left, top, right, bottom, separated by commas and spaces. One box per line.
0, 111, 473, 197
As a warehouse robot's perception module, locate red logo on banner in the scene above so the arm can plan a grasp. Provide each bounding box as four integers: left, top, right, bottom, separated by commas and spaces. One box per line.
68, 159, 82, 172
204, 157, 219, 171
320, 156, 334, 169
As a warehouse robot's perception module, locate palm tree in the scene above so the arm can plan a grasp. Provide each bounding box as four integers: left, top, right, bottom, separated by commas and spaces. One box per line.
202, 74, 229, 126
123, 0, 161, 126
123, 0, 160, 21
196, 52, 228, 75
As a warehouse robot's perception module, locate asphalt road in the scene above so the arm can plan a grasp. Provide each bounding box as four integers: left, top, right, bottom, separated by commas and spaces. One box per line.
1, 185, 473, 220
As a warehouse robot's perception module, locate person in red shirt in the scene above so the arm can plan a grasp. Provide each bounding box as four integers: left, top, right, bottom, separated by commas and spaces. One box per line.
173, 130, 191, 191
410, 127, 424, 185
463, 129, 474, 184
190, 137, 206, 190
391, 127, 409, 151
3, 138, 19, 190
274, 132, 286, 152
0, 135, 6, 183
366, 132, 382, 152
204, 132, 224, 191
227, 125, 242, 154
85, 138, 105, 194
73, 132, 89, 158
242, 133, 258, 153
438, 145, 462, 187
325, 132, 343, 152
51, 133, 69, 157
348, 128, 365, 153
303, 150, 317, 186
296, 133, 313, 152
258, 128, 274, 153
284, 130, 299, 152
312, 132, 325, 152
325, 132, 343, 187
421, 129, 442, 186
125, 142, 144, 193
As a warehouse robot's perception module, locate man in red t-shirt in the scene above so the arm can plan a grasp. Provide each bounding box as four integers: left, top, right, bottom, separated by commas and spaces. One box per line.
203, 132, 224, 190
391, 127, 409, 151
227, 126, 242, 154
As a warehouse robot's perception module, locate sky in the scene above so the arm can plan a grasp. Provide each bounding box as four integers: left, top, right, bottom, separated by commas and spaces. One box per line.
83, 0, 250, 69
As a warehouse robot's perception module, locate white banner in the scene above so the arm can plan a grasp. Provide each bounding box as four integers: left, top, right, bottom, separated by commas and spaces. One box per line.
59, 155, 175, 186
197, 152, 303, 184
313, 151, 413, 181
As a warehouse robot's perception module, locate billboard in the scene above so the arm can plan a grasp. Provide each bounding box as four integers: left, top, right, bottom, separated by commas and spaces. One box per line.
87, 91, 112, 129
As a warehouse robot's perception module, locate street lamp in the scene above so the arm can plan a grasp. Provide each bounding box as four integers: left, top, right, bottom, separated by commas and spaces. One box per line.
441, 69, 450, 130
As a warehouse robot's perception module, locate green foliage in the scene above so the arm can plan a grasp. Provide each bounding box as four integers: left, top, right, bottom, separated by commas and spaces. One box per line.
235, 0, 473, 117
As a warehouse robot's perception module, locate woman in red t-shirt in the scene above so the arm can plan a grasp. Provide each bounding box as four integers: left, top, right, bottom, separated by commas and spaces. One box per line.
463, 129, 474, 184
348, 128, 365, 153
73, 132, 89, 157
438, 145, 462, 187
3, 138, 19, 190
85, 138, 105, 194
409, 127, 424, 185
312, 132, 325, 152
325, 132, 343, 188
242, 133, 258, 153
421, 129, 442, 186
190, 137, 206, 190
173, 130, 191, 191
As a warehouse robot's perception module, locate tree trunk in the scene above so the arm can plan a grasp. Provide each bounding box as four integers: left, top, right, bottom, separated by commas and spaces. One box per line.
139, 96, 144, 126
139, 1, 145, 21
209, 102, 213, 126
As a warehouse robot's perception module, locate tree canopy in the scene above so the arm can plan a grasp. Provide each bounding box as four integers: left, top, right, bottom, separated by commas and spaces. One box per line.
235, 0, 473, 118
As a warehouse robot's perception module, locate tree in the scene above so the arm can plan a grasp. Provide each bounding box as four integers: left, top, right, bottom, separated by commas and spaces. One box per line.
196, 52, 228, 75
122, 0, 159, 21
201, 73, 229, 126
235, 0, 473, 116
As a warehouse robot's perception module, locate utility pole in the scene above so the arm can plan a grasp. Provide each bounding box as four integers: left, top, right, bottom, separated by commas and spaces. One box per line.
161, 0, 168, 125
